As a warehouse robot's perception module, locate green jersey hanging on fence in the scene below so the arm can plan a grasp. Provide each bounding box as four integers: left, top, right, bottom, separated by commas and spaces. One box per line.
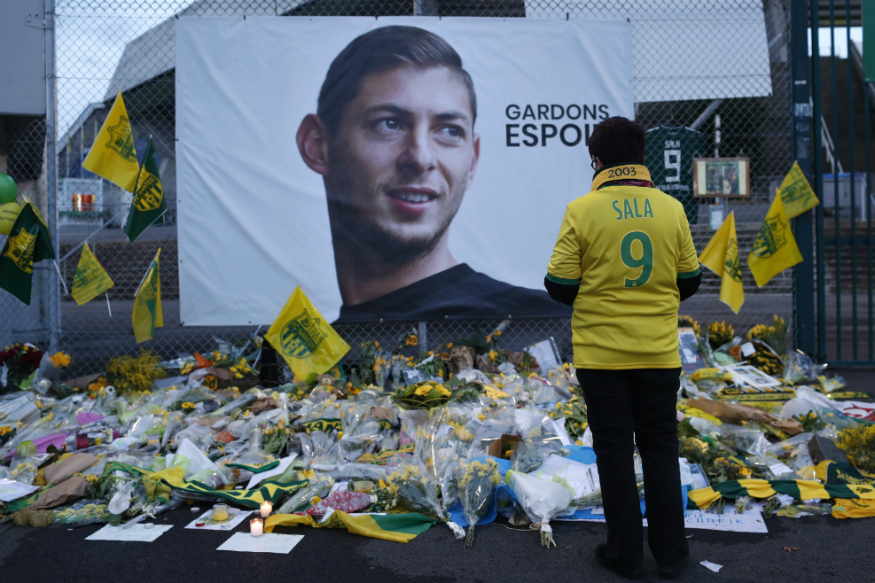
645, 127, 709, 225
0, 203, 55, 305
124, 137, 166, 243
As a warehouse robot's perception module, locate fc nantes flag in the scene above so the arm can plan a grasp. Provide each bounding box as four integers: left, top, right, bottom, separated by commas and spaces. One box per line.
265, 286, 350, 380
124, 136, 166, 243
132, 248, 163, 343
699, 211, 744, 314
747, 193, 803, 287
71, 242, 114, 306
778, 161, 819, 219
82, 92, 140, 192
0, 203, 55, 305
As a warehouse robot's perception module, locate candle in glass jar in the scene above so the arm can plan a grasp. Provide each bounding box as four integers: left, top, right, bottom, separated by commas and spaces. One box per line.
212, 503, 228, 521
250, 517, 263, 537
260, 501, 272, 518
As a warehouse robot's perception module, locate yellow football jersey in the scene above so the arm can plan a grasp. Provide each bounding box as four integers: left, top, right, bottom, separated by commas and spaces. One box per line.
547, 164, 700, 369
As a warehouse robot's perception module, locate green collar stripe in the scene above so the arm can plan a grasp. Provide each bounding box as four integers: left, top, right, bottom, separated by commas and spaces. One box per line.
546, 273, 580, 286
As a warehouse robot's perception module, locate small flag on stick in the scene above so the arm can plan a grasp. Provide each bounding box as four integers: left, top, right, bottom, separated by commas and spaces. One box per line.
132, 248, 164, 343
747, 193, 803, 287
265, 286, 350, 381
124, 136, 166, 243
699, 211, 745, 314
82, 91, 140, 192
71, 242, 114, 306
0, 203, 55, 305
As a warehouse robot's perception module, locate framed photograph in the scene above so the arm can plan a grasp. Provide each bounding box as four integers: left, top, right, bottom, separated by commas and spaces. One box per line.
692, 157, 750, 198
725, 364, 781, 390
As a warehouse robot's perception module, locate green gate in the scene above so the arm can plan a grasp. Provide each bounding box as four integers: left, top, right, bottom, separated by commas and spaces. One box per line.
796, 0, 875, 366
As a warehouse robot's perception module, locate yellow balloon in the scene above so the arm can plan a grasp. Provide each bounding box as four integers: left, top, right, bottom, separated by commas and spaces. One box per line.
0, 202, 22, 236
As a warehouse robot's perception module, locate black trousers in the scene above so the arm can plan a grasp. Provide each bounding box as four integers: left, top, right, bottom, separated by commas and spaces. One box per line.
577, 368, 689, 570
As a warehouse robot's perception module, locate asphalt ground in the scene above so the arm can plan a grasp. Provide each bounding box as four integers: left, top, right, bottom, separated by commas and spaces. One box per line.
1, 369, 873, 583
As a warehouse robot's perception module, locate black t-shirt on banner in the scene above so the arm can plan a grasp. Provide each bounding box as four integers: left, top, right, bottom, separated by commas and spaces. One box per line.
334, 264, 572, 325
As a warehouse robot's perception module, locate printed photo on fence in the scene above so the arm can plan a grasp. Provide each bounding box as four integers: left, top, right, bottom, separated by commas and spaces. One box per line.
176, 17, 634, 326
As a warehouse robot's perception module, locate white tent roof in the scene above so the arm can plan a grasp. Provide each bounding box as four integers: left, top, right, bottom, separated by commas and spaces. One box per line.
106, 0, 773, 104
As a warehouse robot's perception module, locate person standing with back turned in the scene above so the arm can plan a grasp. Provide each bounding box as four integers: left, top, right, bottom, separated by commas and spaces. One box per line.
544, 117, 702, 580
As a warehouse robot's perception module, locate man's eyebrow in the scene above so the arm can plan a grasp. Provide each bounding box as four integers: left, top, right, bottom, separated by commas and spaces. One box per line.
364, 104, 471, 124
434, 111, 471, 124
364, 104, 414, 117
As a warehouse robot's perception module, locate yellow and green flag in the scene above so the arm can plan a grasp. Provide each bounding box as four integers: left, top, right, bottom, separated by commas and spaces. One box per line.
82, 91, 140, 192
0, 203, 55, 305
71, 242, 114, 306
132, 248, 163, 343
266, 511, 437, 543
124, 136, 166, 243
699, 211, 744, 314
747, 192, 803, 287
778, 161, 819, 219
265, 286, 350, 381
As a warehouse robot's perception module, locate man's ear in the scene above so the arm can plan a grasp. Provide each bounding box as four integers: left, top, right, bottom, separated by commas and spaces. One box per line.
467, 133, 481, 185
296, 114, 330, 176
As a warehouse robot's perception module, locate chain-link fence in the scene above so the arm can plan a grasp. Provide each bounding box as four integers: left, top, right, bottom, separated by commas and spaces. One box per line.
1, 0, 800, 376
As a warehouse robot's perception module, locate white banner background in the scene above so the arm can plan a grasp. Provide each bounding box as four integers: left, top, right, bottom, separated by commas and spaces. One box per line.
176, 17, 633, 325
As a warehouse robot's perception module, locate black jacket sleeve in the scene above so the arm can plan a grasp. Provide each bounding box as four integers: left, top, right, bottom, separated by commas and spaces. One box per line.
677, 273, 702, 301
544, 276, 579, 307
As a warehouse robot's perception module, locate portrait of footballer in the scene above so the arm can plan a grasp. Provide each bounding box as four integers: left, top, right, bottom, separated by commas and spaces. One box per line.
295, 25, 570, 324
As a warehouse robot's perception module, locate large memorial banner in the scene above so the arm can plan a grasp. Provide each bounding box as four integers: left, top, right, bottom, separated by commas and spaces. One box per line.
176, 17, 633, 325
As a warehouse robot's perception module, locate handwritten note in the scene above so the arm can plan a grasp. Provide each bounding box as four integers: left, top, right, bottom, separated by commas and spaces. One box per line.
681, 508, 767, 533
86, 524, 173, 542
217, 532, 304, 554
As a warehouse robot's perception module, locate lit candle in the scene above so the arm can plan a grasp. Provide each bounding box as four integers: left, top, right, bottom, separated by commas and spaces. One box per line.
260, 501, 272, 518
250, 517, 264, 537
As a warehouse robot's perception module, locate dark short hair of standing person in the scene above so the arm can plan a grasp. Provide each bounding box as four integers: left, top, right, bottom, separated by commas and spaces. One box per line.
588, 116, 646, 165
316, 25, 477, 137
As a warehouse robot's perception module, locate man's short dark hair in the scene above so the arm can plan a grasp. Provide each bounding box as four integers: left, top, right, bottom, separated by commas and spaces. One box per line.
317, 26, 477, 137
588, 116, 646, 165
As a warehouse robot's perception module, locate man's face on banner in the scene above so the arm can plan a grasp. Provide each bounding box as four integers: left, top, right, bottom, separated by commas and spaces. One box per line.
325, 66, 480, 261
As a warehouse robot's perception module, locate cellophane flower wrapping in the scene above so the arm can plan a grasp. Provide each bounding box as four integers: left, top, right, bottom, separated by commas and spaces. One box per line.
415, 408, 468, 539
276, 474, 334, 514
505, 470, 573, 548
456, 457, 501, 547
386, 460, 446, 521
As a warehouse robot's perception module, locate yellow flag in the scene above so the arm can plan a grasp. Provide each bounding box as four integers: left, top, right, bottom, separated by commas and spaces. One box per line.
778, 161, 819, 219
265, 286, 350, 380
132, 248, 163, 343
699, 211, 744, 314
71, 242, 114, 306
747, 193, 803, 287
82, 92, 140, 192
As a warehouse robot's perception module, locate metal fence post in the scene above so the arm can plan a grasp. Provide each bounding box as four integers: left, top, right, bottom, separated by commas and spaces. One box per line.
790, 0, 815, 356
44, 0, 60, 353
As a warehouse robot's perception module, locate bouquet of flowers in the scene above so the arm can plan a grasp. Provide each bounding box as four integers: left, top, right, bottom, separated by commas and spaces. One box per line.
275, 474, 334, 514
386, 460, 446, 520
393, 381, 452, 410
106, 350, 168, 394
551, 396, 588, 441
0, 424, 15, 446
747, 315, 788, 357
792, 411, 827, 433
836, 425, 875, 472
707, 321, 735, 351
455, 457, 501, 547
505, 470, 573, 548
263, 418, 291, 455
0, 343, 43, 387
415, 410, 468, 538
